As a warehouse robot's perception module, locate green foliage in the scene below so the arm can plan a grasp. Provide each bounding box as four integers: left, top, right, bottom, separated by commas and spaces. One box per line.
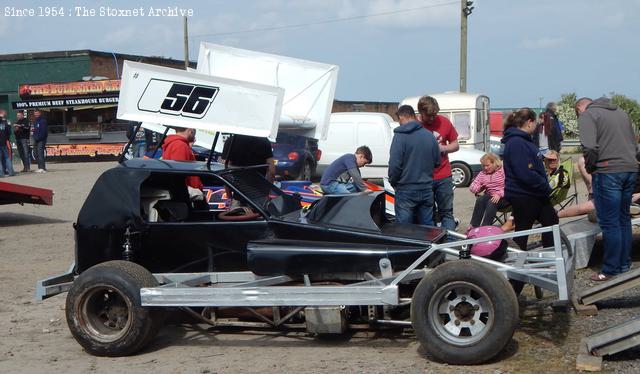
556, 93, 578, 137
551, 92, 640, 138
610, 93, 640, 131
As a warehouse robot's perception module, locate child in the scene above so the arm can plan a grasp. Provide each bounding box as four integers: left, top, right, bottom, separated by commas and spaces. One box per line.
320, 146, 372, 194
468, 152, 509, 227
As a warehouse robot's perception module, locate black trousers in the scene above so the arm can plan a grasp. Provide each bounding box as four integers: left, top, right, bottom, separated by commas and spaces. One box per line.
470, 194, 510, 227
509, 195, 559, 250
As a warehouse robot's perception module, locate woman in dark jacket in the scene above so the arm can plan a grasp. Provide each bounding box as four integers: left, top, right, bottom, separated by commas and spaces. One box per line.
501, 107, 559, 250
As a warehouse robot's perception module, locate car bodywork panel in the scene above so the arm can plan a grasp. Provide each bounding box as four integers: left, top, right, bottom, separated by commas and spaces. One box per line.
74, 158, 445, 275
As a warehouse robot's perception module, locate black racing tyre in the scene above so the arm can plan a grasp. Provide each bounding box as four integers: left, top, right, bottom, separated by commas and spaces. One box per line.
451, 162, 472, 187
65, 260, 164, 356
411, 260, 519, 365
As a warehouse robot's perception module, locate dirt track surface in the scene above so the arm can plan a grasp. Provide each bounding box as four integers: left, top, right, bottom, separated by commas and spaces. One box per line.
1, 161, 640, 373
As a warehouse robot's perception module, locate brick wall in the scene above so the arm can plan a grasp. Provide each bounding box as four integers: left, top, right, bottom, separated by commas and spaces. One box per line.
332, 100, 399, 121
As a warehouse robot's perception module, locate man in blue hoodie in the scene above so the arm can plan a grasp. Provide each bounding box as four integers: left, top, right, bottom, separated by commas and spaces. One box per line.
33, 110, 48, 173
389, 105, 440, 225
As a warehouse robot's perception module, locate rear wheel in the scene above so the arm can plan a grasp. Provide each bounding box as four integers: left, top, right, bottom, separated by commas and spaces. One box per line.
65, 260, 164, 356
411, 260, 518, 365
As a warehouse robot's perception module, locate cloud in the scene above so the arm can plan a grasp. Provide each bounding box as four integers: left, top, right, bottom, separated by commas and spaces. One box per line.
603, 12, 624, 28
519, 37, 567, 50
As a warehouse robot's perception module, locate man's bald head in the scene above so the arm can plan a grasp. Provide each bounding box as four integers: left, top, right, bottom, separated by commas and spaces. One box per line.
575, 97, 592, 116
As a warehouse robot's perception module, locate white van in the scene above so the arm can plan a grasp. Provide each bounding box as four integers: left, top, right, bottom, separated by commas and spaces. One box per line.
316, 112, 484, 187
400, 92, 490, 152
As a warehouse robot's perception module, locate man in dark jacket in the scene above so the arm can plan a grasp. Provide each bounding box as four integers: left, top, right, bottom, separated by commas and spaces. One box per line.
32, 110, 48, 173
577, 97, 638, 281
320, 146, 372, 194
389, 105, 440, 225
0, 110, 15, 177
13, 111, 30, 172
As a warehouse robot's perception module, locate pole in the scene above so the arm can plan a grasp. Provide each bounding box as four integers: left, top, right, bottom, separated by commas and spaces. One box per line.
183, 16, 189, 70
539, 97, 543, 112
459, 0, 468, 93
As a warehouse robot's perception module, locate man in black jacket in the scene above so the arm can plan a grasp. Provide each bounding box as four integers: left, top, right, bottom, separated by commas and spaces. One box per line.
13, 111, 30, 172
388, 105, 440, 225
0, 110, 15, 177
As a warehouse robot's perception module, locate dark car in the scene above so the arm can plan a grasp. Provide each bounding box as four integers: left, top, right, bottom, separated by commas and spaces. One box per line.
272, 132, 320, 180
36, 159, 525, 365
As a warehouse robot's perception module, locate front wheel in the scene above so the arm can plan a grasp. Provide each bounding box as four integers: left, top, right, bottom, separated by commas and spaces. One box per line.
451, 163, 472, 187
411, 260, 518, 365
65, 260, 164, 356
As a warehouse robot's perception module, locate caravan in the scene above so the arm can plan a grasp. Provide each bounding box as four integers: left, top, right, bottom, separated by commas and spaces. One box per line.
400, 92, 490, 152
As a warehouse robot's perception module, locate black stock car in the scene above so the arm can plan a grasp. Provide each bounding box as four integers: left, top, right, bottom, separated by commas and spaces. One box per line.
38, 158, 519, 365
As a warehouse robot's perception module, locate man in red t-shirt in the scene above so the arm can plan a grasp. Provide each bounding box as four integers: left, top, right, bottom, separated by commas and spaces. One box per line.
417, 96, 459, 232
161, 127, 204, 193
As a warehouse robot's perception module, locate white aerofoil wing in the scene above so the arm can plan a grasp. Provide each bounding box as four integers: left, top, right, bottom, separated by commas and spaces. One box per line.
196, 43, 339, 140
117, 61, 284, 139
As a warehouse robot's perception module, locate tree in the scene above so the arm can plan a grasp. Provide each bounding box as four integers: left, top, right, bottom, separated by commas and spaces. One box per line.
610, 93, 640, 132
553, 92, 640, 138
556, 93, 578, 138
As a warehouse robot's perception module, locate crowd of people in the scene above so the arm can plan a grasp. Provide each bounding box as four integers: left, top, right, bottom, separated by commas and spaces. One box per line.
321, 95, 638, 283
7, 95, 637, 283
0, 109, 48, 177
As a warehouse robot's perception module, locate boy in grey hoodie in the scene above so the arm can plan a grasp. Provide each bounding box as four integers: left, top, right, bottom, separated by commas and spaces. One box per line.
388, 105, 440, 225
577, 97, 638, 281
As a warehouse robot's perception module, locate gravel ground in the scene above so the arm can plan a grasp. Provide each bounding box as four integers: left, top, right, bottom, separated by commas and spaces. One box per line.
1, 159, 639, 373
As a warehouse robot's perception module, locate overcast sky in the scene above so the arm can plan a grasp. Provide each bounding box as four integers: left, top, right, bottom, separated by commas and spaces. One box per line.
1, 0, 638, 108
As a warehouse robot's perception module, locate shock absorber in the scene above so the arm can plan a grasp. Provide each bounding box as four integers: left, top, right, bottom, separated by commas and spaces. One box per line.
459, 244, 471, 259
122, 226, 134, 261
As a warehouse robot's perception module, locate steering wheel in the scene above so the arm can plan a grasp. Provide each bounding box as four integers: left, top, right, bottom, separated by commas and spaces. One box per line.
217, 206, 260, 221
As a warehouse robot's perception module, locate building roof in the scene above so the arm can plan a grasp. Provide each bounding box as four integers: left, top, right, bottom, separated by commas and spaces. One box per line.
0, 49, 195, 66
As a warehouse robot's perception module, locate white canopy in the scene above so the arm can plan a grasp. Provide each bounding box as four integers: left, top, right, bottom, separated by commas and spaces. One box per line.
196, 43, 339, 140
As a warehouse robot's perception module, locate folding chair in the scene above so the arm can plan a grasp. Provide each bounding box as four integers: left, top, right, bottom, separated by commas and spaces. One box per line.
550, 157, 579, 210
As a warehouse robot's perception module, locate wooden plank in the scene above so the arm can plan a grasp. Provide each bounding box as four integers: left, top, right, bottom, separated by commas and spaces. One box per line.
576, 338, 603, 371
571, 296, 598, 316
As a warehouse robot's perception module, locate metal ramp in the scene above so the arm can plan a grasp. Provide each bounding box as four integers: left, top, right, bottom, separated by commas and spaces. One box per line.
574, 268, 640, 370
577, 318, 640, 371
577, 267, 640, 306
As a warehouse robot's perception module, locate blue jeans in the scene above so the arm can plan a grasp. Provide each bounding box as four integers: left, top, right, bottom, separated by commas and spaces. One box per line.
592, 172, 636, 275
35, 140, 47, 170
16, 138, 30, 170
394, 187, 434, 226
433, 176, 455, 231
0, 145, 14, 176
133, 142, 147, 158
321, 181, 356, 194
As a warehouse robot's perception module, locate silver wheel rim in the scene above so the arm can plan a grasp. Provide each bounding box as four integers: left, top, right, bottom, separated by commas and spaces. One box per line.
451, 167, 465, 186
428, 281, 494, 346
78, 284, 133, 343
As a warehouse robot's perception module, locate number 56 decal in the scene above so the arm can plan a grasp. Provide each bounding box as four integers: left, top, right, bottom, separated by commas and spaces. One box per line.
137, 79, 219, 119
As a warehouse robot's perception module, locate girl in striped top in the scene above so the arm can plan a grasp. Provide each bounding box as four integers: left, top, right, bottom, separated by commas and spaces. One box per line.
468, 153, 509, 228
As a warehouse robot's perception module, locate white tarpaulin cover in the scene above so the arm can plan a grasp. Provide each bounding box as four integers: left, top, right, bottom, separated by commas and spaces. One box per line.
117, 61, 284, 139
197, 42, 338, 140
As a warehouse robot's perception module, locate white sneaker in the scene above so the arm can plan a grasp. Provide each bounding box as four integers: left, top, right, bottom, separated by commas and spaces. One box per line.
35, 169, 46, 173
